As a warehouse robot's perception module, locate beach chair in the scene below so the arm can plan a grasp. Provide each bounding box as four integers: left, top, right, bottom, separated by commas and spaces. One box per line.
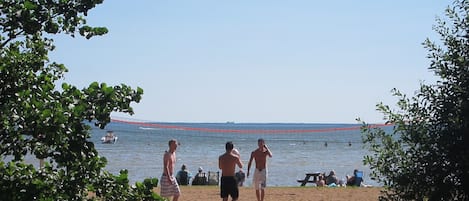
354, 170, 363, 186
207, 171, 219, 185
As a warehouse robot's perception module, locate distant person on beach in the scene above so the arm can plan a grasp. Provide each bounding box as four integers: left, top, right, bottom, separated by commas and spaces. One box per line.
176, 164, 192, 185
161, 139, 180, 201
192, 166, 207, 185
247, 138, 273, 201
346, 169, 364, 186
316, 173, 326, 187
219, 141, 243, 201
325, 170, 339, 186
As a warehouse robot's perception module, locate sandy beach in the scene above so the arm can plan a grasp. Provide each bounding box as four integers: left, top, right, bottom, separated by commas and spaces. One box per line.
155, 186, 382, 201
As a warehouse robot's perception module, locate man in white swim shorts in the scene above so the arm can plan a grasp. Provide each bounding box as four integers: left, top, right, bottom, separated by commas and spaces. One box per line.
253, 168, 267, 189
247, 138, 273, 201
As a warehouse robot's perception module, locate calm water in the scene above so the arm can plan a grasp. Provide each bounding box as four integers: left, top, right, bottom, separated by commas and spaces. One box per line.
90, 121, 387, 187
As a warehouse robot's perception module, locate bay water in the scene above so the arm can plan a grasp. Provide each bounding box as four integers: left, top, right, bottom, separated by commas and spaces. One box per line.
92, 121, 387, 187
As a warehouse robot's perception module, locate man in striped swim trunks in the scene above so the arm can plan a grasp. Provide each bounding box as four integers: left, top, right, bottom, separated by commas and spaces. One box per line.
247, 138, 273, 201
160, 139, 180, 201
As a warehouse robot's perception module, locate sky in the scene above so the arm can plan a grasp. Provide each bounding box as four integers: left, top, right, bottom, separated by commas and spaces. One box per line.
49, 1, 450, 123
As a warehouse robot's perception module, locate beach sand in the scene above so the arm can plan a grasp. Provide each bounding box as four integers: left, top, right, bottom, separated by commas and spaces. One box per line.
155, 186, 382, 201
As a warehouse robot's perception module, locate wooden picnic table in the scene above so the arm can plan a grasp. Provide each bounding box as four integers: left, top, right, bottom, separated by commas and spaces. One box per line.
297, 172, 321, 186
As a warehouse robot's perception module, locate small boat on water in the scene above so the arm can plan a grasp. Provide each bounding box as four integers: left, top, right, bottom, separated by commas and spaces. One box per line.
101, 131, 118, 144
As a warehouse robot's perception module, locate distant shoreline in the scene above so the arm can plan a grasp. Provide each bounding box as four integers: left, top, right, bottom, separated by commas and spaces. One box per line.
110, 117, 372, 125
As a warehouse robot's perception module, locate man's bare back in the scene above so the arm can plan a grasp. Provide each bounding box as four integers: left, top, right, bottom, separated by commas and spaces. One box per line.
219, 153, 242, 176
219, 141, 244, 201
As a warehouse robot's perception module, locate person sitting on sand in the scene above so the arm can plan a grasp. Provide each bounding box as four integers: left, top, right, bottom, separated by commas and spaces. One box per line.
346, 169, 357, 186
325, 170, 339, 186
192, 167, 207, 185
346, 169, 365, 186
316, 173, 326, 187
346, 170, 372, 187
176, 164, 192, 185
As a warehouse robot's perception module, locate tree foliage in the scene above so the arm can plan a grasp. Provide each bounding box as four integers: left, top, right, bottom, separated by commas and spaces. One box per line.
360, 0, 469, 200
0, 0, 164, 200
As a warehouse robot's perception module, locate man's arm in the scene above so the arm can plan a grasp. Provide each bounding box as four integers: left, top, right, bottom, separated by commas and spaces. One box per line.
237, 156, 243, 169
163, 153, 170, 176
218, 155, 222, 170
247, 152, 254, 177
264, 145, 273, 158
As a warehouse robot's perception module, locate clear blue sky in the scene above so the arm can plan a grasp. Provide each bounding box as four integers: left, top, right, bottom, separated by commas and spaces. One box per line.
50, 1, 449, 123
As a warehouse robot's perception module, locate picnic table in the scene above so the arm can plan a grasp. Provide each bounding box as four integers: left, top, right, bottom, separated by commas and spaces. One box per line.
297, 172, 321, 186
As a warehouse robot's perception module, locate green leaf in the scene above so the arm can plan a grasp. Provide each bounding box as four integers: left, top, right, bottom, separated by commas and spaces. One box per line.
23, 1, 37, 10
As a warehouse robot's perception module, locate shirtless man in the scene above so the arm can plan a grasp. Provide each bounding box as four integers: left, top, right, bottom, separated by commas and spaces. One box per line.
160, 139, 180, 201
219, 141, 243, 201
247, 138, 273, 201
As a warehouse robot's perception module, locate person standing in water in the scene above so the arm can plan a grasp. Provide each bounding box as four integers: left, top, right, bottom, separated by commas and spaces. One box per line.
247, 138, 273, 201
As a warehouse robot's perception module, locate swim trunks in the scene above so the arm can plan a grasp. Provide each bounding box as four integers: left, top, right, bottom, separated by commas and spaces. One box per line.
160, 174, 181, 198
220, 176, 238, 199
253, 168, 267, 190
